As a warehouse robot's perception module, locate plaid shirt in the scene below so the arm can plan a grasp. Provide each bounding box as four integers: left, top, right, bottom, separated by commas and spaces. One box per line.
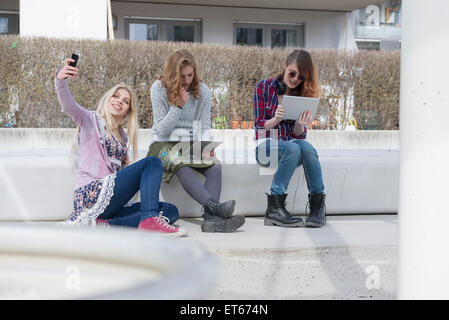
253, 76, 307, 141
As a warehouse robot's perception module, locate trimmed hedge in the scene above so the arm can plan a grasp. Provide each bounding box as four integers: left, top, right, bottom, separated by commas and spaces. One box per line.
0, 36, 399, 130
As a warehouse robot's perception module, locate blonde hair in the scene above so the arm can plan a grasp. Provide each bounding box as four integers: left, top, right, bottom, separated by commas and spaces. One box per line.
70, 84, 138, 180
95, 83, 138, 162
159, 49, 201, 105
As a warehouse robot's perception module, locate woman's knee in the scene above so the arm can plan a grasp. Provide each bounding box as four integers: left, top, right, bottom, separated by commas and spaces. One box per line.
294, 140, 318, 159
175, 165, 193, 178
206, 164, 222, 177
144, 156, 163, 170
280, 142, 301, 162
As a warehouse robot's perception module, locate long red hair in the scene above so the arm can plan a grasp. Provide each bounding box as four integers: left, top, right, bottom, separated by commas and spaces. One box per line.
159, 49, 201, 105
278, 49, 320, 98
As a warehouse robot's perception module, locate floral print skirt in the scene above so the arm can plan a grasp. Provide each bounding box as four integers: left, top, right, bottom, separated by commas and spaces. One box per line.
64, 173, 116, 225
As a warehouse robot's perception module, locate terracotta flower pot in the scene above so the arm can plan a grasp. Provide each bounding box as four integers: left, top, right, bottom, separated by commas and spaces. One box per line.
240, 121, 249, 129
231, 120, 240, 129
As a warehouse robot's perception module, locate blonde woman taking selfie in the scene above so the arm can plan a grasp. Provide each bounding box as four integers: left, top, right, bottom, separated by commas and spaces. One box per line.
55, 56, 186, 236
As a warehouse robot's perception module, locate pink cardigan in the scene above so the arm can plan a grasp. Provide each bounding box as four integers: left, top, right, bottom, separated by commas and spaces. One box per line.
55, 77, 115, 189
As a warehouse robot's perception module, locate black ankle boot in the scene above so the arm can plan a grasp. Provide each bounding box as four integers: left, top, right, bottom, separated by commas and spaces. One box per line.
264, 193, 304, 227
204, 198, 236, 218
201, 208, 245, 233
305, 193, 326, 227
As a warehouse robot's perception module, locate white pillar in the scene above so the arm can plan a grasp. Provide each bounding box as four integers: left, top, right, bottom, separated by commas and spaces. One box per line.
399, 0, 449, 299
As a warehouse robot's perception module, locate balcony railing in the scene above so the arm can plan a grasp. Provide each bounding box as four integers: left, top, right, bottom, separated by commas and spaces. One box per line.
355, 24, 401, 40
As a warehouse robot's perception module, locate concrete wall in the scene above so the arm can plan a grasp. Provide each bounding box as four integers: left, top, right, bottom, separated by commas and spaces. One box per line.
111, 2, 346, 48
0, 129, 399, 221
0, 0, 19, 11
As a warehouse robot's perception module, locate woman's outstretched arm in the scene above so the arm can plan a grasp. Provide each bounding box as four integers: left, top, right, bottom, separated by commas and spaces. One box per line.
54, 58, 91, 127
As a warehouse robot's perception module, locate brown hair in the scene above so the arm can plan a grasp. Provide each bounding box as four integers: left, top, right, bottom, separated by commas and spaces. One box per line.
278, 49, 320, 98
160, 49, 201, 105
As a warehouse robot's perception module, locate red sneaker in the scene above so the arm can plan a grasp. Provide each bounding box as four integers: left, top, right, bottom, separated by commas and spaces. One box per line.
138, 213, 188, 237
95, 218, 110, 228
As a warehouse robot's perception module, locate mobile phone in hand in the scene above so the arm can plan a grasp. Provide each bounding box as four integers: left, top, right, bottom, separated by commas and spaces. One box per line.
69, 53, 79, 67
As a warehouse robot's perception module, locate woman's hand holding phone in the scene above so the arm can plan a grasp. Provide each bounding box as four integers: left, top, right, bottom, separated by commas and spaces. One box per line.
56, 58, 79, 80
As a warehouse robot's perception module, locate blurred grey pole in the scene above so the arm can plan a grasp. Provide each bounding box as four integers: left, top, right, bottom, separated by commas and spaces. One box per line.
399, 0, 449, 299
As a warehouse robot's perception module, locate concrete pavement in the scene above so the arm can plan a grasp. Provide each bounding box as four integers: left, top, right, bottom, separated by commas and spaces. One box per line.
175, 215, 398, 299
2, 214, 398, 299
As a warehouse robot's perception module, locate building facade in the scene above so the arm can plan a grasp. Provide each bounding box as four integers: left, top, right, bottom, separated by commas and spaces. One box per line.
0, 0, 399, 50
352, 0, 402, 50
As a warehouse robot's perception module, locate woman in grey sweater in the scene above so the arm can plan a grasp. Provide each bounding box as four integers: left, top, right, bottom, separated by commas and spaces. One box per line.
148, 49, 245, 233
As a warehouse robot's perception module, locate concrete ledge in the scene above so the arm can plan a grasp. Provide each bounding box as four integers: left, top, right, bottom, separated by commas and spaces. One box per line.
0, 129, 399, 221
0, 128, 400, 151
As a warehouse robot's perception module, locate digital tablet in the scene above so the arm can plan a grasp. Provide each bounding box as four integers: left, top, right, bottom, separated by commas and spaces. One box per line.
281, 95, 319, 120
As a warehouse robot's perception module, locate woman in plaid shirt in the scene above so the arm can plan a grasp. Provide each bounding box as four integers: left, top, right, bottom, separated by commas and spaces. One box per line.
253, 49, 326, 228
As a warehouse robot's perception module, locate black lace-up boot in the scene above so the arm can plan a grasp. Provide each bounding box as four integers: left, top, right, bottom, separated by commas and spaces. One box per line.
201, 206, 245, 233
264, 193, 304, 227
204, 198, 236, 218
305, 193, 326, 228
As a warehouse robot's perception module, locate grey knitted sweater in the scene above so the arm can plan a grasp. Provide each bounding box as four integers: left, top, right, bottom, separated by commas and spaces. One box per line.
150, 80, 211, 142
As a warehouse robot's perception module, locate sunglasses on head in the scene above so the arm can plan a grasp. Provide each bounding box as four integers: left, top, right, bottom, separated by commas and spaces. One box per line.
288, 71, 305, 82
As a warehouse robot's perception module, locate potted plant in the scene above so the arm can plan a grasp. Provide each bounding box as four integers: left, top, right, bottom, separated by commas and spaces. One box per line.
212, 116, 227, 129
240, 121, 250, 129
231, 114, 242, 129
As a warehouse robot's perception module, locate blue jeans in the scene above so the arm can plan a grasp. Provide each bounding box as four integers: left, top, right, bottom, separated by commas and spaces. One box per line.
98, 156, 179, 227
256, 138, 325, 195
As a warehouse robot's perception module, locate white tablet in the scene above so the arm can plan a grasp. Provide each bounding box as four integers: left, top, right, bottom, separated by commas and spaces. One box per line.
281, 95, 319, 121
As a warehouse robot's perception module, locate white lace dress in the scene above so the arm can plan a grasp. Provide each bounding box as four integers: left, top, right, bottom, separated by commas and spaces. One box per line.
65, 132, 128, 225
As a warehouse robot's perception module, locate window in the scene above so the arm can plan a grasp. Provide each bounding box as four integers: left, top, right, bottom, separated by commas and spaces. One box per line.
129, 23, 158, 41
0, 18, 8, 34
236, 25, 263, 47
0, 13, 19, 35
125, 17, 201, 42
271, 29, 297, 48
167, 22, 196, 42
234, 23, 304, 48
